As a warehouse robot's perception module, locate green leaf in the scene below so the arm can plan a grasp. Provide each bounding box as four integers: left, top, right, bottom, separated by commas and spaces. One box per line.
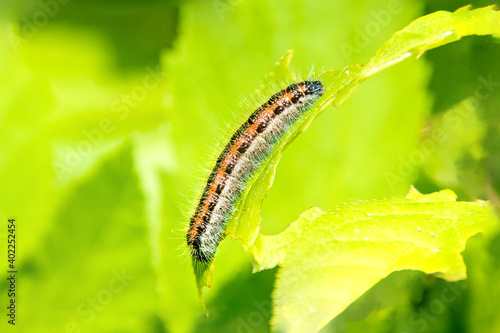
250, 187, 496, 332
361, 5, 500, 79
195, 5, 500, 294
0, 143, 160, 332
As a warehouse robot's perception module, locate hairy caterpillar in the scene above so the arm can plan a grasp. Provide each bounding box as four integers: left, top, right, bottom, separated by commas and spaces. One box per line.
187, 80, 324, 263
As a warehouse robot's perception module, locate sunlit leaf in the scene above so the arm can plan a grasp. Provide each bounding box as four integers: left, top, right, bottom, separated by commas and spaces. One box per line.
251, 187, 496, 332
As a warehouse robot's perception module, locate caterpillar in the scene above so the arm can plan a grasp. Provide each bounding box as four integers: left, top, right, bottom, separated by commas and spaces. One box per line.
187, 80, 324, 263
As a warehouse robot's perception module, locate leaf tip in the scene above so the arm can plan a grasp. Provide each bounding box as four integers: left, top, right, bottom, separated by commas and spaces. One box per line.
406, 185, 422, 199
194, 259, 216, 300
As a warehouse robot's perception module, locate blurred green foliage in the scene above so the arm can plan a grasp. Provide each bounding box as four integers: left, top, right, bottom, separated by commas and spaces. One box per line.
0, 0, 499, 332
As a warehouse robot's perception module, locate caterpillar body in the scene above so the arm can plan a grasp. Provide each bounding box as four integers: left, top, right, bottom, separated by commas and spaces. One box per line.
187, 80, 324, 263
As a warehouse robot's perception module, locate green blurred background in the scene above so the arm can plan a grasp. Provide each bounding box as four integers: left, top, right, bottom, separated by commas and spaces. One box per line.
1, 0, 500, 332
